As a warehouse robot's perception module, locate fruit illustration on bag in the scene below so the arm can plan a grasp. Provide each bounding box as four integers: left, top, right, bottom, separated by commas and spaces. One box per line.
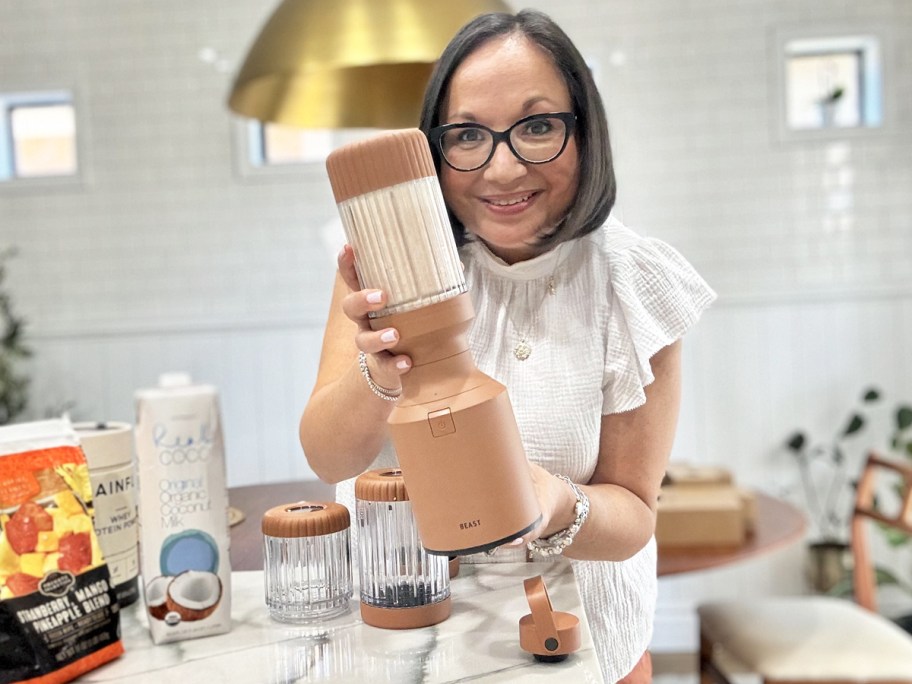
6, 572, 40, 596
4, 501, 54, 554
0, 476, 104, 599
58, 532, 92, 573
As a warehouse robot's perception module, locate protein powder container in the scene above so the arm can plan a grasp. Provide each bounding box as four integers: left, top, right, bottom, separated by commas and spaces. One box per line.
73, 421, 140, 607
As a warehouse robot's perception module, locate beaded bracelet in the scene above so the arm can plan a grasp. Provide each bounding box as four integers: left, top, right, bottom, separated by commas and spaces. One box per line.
527, 475, 590, 557
358, 351, 402, 401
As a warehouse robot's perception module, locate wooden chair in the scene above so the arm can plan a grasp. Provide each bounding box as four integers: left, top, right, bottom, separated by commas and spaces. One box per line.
698, 453, 912, 684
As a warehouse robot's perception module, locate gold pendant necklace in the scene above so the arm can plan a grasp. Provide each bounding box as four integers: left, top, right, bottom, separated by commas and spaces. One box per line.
510, 245, 563, 362
513, 339, 533, 361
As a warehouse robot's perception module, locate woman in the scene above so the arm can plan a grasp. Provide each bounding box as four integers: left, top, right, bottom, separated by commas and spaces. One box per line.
300, 9, 715, 683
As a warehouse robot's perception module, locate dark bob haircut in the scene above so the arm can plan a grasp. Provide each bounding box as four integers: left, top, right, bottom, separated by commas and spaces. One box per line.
419, 9, 616, 248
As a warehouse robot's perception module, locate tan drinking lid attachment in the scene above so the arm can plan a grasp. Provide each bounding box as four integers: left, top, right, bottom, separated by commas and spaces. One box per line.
519, 575, 581, 663
261, 501, 350, 538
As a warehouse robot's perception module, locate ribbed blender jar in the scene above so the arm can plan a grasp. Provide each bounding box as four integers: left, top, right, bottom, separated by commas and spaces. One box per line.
326, 128, 467, 317
355, 468, 451, 629
262, 501, 353, 622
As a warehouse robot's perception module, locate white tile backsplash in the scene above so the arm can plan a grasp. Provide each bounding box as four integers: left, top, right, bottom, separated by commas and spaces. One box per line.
0, 0, 906, 441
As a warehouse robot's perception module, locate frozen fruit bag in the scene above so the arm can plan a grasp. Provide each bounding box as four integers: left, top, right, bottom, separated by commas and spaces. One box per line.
0, 419, 123, 684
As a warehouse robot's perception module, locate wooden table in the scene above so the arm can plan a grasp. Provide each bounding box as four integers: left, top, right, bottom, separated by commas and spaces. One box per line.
228, 482, 806, 576
656, 491, 806, 576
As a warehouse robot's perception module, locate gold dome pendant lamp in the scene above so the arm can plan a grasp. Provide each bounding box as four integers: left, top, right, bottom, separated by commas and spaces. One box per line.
227, 0, 511, 129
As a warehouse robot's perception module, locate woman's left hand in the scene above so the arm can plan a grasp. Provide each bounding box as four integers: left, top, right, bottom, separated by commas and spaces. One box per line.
491, 465, 574, 552
527, 463, 578, 542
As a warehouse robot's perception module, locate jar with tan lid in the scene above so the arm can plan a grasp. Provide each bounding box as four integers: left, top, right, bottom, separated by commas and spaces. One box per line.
355, 468, 450, 629
262, 501, 353, 622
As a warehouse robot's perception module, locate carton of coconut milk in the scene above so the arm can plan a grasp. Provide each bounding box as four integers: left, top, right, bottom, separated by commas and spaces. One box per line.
134, 373, 231, 644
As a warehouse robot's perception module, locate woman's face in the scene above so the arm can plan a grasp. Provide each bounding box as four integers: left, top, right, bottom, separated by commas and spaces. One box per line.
439, 35, 580, 264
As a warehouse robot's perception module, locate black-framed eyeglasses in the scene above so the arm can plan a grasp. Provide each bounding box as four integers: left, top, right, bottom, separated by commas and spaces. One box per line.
428, 112, 576, 172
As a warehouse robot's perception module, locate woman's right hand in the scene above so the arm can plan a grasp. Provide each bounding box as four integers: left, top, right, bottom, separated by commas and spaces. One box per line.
338, 245, 412, 388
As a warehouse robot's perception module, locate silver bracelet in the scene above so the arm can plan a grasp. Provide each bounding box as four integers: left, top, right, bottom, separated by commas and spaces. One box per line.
358, 351, 401, 401
528, 475, 590, 557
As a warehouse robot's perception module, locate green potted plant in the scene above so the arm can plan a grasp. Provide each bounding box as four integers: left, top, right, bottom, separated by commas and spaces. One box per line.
818, 84, 845, 127
0, 246, 31, 425
785, 387, 912, 594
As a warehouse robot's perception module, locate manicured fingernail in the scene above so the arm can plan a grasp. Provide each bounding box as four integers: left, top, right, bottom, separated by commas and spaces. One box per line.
509, 537, 525, 546
396, 359, 411, 370
366, 291, 382, 304
338, 247, 346, 260
380, 329, 397, 343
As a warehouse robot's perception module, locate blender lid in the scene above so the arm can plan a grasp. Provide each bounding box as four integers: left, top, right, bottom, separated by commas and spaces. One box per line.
354, 468, 410, 503
261, 500, 350, 538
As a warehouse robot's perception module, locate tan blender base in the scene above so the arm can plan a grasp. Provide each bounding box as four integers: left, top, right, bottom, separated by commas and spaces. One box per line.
374, 293, 541, 555
360, 596, 452, 630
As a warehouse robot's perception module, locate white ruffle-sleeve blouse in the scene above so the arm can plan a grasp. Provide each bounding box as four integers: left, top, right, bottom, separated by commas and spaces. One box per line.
335, 216, 716, 682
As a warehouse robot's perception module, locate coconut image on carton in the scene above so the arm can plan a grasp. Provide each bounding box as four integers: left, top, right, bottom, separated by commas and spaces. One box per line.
146, 570, 223, 623
145, 529, 224, 624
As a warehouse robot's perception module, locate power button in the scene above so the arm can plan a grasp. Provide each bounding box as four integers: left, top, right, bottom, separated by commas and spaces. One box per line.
427, 408, 456, 437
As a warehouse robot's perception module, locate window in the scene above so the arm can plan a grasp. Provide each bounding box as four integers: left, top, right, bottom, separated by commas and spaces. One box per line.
245, 121, 376, 168
784, 37, 882, 131
772, 33, 884, 141
0, 91, 78, 181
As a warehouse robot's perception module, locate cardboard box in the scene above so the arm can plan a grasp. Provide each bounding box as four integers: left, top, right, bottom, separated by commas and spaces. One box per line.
656, 485, 747, 547
737, 487, 757, 534
663, 462, 733, 487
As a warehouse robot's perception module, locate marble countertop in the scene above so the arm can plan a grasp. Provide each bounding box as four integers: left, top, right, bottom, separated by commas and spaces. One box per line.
81, 559, 602, 683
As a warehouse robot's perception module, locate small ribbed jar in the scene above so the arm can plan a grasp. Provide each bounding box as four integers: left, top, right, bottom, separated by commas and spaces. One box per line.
355, 468, 450, 629
262, 501, 353, 622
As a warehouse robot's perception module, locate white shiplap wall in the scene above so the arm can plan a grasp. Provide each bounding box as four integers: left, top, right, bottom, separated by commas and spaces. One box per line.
3, 0, 911, 652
